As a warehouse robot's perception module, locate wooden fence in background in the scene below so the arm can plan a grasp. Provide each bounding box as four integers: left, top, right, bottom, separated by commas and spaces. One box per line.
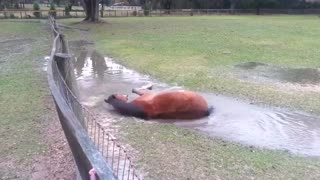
1, 8, 320, 19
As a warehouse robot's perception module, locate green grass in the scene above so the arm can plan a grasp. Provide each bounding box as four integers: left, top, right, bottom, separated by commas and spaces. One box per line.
61, 16, 320, 113
0, 21, 50, 179
119, 121, 320, 179
59, 16, 320, 179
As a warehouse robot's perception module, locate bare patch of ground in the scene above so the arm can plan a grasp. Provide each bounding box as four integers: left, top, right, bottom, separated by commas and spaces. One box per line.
0, 96, 76, 180
30, 96, 76, 180
0, 38, 36, 57
233, 61, 320, 93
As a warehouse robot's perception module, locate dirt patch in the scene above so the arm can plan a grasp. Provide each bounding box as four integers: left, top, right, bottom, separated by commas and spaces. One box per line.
0, 38, 36, 56
27, 96, 76, 180
234, 62, 320, 92
280, 68, 320, 84
30, 95, 76, 180
0, 96, 76, 180
235, 61, 267, 70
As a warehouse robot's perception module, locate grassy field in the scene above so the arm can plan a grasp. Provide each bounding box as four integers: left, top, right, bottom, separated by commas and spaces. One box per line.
0, 20, 57, 179
63, 16, 320, 113
60, 16, 320, 179
118, 121, 320, 179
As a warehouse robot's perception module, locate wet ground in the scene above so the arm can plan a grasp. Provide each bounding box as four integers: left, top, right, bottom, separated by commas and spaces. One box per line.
0, 38, 36, 57
234, 62, 320, 92
0, 38, 36, 73
69, 43, 320, 157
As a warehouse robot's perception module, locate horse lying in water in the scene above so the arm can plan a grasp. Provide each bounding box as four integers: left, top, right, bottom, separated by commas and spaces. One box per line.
104, 85, 213, 120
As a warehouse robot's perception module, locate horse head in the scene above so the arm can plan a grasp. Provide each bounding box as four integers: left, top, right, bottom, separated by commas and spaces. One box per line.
105, 94, 128, 104
104, 94, 148, 120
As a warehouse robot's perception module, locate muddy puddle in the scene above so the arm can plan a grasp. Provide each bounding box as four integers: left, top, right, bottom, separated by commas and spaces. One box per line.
70, 48, 320, 157
234, 62, 320, 91
0, 38, 37, 73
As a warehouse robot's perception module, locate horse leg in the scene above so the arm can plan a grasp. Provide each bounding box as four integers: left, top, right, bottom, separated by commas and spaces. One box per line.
132, 84, 153, 96
132, 89, 151, 96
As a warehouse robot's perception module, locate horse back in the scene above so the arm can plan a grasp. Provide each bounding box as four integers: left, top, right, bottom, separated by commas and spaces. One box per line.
151, 91, 208, 118
131, 90, 209, 119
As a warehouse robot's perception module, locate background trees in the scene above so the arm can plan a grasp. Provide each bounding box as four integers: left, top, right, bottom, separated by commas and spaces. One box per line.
124, 0, 319, 9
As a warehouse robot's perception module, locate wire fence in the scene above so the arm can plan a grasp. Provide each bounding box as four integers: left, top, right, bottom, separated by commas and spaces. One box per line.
48, 16, 140, 180
2, 8, 320, 19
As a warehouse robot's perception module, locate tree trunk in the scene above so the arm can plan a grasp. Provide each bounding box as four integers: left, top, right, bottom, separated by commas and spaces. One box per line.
100, 2, 104, 17
81, 0, 99, 21
230, 2, 236, 10
256, 6, 260, 15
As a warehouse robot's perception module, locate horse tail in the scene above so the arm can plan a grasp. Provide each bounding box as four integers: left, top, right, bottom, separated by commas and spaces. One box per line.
205, 106, 214, 116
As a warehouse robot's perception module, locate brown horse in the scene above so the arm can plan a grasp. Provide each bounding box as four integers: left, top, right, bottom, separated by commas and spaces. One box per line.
104, 85, 213, 120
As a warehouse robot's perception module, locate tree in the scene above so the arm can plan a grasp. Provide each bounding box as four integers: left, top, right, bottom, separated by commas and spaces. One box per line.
251, 0, 278, 15
161, 0, 172, 9
0, 0, 19, 9
80, 0, 99, 21
33, 2, 41, 18
229, 0, 243, 9
50, 3, 57, 18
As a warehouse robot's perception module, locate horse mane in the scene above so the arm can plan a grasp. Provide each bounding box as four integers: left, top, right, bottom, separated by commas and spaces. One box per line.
105, 98, 148, 120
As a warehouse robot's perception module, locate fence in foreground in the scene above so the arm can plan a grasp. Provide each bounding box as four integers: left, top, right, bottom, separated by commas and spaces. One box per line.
47, 16, 140, 180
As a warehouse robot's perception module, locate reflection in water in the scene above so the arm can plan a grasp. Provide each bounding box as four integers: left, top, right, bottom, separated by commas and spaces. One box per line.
92, 50, 107, 79
72, 51, 320, 157
73, 49, 108, 80
74, 50, 87, 76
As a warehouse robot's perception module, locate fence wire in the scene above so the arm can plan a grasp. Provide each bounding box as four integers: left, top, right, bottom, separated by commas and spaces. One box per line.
49, 16, 140, 180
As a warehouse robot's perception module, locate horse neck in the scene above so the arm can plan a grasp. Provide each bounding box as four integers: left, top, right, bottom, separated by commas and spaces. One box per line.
109, 98, 130, 107
109, 98, 147, 119
109, 99, 141, 111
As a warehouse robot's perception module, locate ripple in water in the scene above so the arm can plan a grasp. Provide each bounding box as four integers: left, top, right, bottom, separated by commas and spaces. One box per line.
73, 52, 320, 157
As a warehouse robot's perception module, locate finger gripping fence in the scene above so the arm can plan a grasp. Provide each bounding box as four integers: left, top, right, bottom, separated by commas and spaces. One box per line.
48, 15, 140, 180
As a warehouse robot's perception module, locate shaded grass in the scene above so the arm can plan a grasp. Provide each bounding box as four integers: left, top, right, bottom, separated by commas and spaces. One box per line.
119, 121, 320, 180
0, 21, 50, 178
61, 16, 320, 113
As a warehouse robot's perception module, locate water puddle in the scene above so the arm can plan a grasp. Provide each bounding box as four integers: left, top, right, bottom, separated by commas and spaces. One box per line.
234, 62, 320, 91
71, 50, 320, 157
